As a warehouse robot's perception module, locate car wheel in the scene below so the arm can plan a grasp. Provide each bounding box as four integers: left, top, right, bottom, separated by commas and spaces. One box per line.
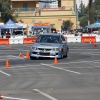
64, 52, 68, 58
67, 47, 69, 52
61, 49, 64, 59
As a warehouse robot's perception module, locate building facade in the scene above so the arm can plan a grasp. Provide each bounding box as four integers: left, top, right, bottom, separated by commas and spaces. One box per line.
49, 0, 58, 8
0, 0, 77, 30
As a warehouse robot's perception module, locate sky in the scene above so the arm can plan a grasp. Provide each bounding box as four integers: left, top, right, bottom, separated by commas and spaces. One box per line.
76, 0, 89, 8
77, 0, 95, 8
82, 0, 89, 6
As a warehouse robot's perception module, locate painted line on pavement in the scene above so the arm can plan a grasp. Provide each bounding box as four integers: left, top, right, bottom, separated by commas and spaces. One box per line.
0, 70, 11, 76
0, 58, 23, 60
25, 45, 32, 47
0, 47, 99, 52
0, 50, 18, 51
70, 49, 99, 50
0, 58, 9, 60
0, 65, 41, 69
69, 52, 100, 54
0, 55, 25, 60
0, 45, 8, 48
54, 60, 100, 65
41, 63, 81, 74
62, 66, 100, 68
17, 49, 29, 51
89, 54, 100, 56
0, 66, 93, 70
82, 53, 100, 54
95, 66, 100, 68
0, 49, 29, 51
33, 89, 57, 100
2, 96, 29, 100
8, 55, 25, 59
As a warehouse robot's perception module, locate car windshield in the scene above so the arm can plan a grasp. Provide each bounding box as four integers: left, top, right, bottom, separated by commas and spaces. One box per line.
36, 35, 60, 43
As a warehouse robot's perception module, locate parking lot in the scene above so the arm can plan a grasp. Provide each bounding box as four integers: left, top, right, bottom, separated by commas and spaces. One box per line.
0, 43, 100, 100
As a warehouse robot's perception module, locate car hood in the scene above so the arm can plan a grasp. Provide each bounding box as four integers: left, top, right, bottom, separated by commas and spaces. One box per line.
32, 43, 61, 48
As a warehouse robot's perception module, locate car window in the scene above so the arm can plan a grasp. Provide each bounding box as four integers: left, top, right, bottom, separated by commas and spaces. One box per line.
36, 35, 60, 43
61, 35, 65, 41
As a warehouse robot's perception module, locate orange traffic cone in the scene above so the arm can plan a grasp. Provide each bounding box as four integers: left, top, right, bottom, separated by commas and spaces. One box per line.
26, 51, 30, 58
54, 57, 58, 64
19, 53, 24, 57
0, 94, 2, 99
91, 40, 95, 44
93, 44, 97, 48
82, 39, 84, 44
5, 60, 10, 67
8, 45, 12, 49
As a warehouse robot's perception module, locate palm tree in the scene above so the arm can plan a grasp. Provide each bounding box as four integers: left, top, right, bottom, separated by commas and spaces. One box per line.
89, 0, 93, 24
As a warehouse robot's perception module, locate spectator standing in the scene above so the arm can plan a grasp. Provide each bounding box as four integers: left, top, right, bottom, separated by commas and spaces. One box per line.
1, 31, 4, 38
6, 30, 10, 38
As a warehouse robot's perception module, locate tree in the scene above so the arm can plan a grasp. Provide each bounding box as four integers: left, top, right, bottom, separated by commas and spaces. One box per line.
79, 0, 100, 27
93, 0, 100, 21
78, 4, 89, 27
89, 0, 93, 24
61, 20, 74, 31
79, 15, 88, 27
0, 0, 16, 23
78, 0, 85, 18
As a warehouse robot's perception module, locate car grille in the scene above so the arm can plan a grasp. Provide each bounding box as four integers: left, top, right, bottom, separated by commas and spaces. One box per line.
38, 48, 52, 51
40, 52, 50, 56
32, 52, 37, 54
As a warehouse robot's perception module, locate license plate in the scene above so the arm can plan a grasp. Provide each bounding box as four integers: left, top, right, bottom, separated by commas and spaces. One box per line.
40, 52, 50, 55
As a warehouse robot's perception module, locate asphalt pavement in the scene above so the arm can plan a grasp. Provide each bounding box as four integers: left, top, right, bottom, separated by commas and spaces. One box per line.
0, 43, 100, 100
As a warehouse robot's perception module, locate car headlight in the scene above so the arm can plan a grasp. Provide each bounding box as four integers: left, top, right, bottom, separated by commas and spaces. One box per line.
52, 48, 56, 51
32, 46, 37, 50
55, 48, 62, 51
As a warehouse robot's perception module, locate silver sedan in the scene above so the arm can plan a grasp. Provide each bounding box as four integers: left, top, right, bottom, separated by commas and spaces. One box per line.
30, 34, 69, 59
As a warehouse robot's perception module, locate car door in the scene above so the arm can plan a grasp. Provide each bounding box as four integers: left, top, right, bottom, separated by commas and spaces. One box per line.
61, 35, 67, 54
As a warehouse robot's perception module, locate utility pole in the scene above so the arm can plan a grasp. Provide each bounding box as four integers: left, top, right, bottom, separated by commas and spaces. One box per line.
89, 0, 93, 25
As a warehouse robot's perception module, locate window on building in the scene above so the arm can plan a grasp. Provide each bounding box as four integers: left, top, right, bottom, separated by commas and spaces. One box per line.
23, 3, 27, 11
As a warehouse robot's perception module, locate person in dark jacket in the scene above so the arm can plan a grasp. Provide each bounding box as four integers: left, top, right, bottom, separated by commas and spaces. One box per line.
1, 31, 4, 38
6, 30, 10, 38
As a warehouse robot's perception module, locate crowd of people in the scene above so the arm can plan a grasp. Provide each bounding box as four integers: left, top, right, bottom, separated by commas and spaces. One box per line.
1, 30, 24, 38
1, 30, 11, 38
32, 28, 79, 36
2, 28, 100, 38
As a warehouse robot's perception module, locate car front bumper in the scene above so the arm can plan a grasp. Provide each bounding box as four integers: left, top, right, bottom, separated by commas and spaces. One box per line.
30, 50, 62, 58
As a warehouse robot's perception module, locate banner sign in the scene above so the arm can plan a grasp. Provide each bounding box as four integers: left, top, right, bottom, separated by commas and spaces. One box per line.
34, 23, 50, 26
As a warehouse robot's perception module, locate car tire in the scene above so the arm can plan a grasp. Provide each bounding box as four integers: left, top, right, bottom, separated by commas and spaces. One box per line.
61, 49, 64, 59
64, 47, 69, 58
67, 47, 69, 52
64, 52, 68, 58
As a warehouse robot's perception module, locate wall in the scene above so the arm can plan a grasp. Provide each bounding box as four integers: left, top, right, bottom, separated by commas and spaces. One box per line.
11, 0, 39, 2
40, 10, 74, 16
12, 1, 36, 8
17, 15, 76, 30
61, 0, 74, 8
0, 0, 76, 30
14, 13, 37, 16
